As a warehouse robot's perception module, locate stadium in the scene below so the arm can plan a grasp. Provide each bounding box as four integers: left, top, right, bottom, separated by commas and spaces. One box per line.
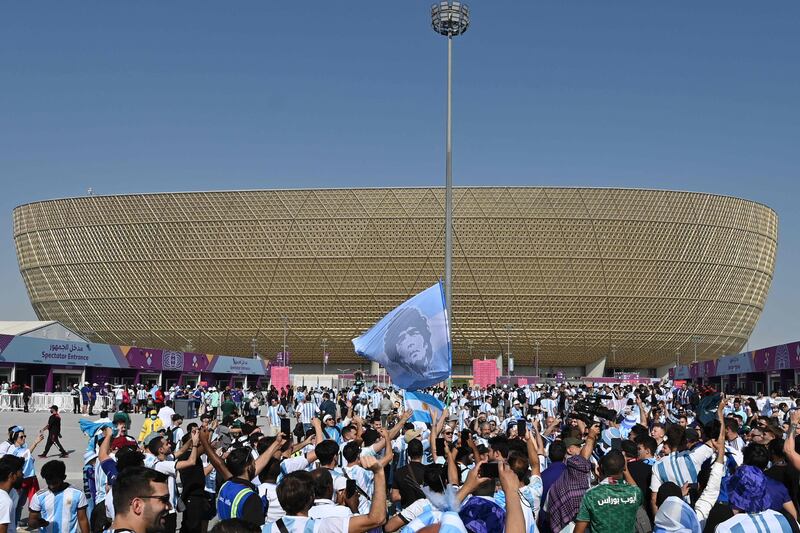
12, 187, 777, 376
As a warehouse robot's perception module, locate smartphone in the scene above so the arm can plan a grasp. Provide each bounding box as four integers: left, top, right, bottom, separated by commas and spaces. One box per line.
280, 418, 291, 437
345, 479, 357, 499
479, 462, 499, 478
435, 437, 446, 457
517, 419, 526, 437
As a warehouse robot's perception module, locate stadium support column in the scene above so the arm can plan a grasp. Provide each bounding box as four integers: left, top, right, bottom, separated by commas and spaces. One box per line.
370, 361, 380, 378
655, 364, 672, 381
585, 356, 606, 378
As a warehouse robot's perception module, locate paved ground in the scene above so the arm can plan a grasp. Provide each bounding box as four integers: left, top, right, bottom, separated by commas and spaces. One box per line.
4, 409, 216, 529
2, 409, 213, 485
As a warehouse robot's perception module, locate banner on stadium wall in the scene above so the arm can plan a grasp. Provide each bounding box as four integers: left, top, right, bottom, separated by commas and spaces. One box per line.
473, 359, 498, 387
0, 334, 267, 376
271, 366, 290, 391
0, 334, 128, 367
703, 359, 717, 377
714, 352, 754, 376
673, 365, 691, 380
753, 342, 800, 371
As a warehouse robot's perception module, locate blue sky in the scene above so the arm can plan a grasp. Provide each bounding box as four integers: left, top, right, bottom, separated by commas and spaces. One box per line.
1, 2, 798, 351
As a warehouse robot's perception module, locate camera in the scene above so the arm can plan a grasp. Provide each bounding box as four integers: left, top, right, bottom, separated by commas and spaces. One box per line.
572, 394, 618, 423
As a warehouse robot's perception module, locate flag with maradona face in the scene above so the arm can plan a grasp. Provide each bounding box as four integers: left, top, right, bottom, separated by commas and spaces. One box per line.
352, 282, 451, 391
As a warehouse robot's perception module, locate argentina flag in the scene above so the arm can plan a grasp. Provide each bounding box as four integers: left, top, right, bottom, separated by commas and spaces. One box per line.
352, 282, 451, 391
404, 390, 445, 424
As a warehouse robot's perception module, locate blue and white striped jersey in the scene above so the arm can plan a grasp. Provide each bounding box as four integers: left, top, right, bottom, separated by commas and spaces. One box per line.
8, 445, 36, 479
267, 404, 286, 426
93, 457, 108, 504
278, 456, 310, 483
260, 515, 349, 533
393, 437, 408, 469
29, 485, 87, 533
143, 455, 179, 510
650, 445, 714, 494
342, 464, 373, 515
355, 403, 371, 419
715, 509, 795, 533
370, 392, 382, 410
296, 402, 318, 424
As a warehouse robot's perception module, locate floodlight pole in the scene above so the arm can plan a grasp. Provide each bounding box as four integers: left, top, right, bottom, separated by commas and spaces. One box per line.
282, 316, 288, 365
432, 1, 469, 399
322, 337, 328, 375
691, 335, 702, 363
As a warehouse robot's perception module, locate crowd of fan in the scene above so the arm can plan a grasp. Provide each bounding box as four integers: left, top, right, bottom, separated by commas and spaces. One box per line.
2, 381, 800, 532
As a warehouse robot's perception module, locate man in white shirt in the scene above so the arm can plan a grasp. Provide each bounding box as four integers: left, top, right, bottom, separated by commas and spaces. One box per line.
0, 455, 23, 533
308, 468, 353, 519
261, 455, 387, 533
143, 430, 199, 532
157, 400, 176, 431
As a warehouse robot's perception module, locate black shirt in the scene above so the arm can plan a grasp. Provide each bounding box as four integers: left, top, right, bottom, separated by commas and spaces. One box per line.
47, 414, 62, 437
392, 462, 426, 507
627, 460, 653, 519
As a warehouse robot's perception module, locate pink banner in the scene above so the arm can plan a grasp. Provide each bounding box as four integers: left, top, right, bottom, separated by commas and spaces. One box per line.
271, 366, 290, 391
473, 360, 497, 387
517, 378, 528, 386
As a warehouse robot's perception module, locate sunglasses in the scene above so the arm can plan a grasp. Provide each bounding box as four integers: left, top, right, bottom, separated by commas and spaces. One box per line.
138, 494, 171, 505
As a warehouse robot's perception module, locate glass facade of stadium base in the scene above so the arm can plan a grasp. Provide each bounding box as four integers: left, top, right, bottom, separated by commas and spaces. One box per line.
690, 369, 799, 396
674, 340, 800, 395
0, 334, 269, 392
4, 362, 267, 392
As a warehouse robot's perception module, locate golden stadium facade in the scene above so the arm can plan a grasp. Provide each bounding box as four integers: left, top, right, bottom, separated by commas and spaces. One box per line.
12, 188, 777, 371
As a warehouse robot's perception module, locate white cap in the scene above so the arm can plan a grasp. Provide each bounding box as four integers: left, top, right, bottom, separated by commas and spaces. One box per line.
333, 476, 347, 493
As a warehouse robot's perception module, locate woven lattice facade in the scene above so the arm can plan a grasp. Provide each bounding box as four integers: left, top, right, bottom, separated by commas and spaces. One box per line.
12, 188, 777, 370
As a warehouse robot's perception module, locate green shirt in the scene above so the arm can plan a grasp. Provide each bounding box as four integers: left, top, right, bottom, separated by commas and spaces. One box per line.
221, 400, 237, 418
575, 479, 642, 533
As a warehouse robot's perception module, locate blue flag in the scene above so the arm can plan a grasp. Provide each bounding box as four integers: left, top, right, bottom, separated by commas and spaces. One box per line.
352, 282, 451, 391
404, 390, 445, 424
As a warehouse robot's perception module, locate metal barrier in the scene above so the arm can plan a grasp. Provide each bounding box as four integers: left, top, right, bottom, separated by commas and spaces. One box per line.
0, 394, 23, 411
31, 393, 73, 412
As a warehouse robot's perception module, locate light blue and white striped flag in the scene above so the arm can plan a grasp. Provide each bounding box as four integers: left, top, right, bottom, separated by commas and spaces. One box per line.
404, 390, 445, 424
352, 282, 451, 391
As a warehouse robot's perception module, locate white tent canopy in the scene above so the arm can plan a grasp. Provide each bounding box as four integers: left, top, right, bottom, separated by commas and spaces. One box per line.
0, 320, 87, 342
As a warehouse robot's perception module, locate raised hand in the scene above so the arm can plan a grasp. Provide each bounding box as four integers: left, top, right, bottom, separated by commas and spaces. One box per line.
361, 455, 382, 473
498, 461, 518, 493
717, 394, 727, 419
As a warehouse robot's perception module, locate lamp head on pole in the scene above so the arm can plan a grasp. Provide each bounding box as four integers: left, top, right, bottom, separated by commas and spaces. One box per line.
431, 1, 470, 37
